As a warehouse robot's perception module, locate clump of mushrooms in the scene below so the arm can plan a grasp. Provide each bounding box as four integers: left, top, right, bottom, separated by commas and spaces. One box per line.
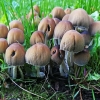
5, 43, 25, 79
25, 43, 51, 77
0, 23, 8, 38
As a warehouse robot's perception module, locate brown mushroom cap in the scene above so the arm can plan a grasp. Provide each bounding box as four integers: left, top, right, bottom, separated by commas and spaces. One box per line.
25, 43, 51, 66
0, 24, 8, 38
30, 31, 44, 45
51, 7, 66, 20
5, 43, 25, 66
54, 21, 74, 39
64, 8, 72, 14
88, 21, 100, 36
0, 38, 8, 54
68, 8, 90, 28
9, 20, 24, 32
53, 18, 61, 25
62, 14, 70, 21
7, 28, 24, 45
38, 17, 56, 39
51, 45, 65, 65
74, 49, 90, 66
33, 5, 40, 14
60, 30, 85, 52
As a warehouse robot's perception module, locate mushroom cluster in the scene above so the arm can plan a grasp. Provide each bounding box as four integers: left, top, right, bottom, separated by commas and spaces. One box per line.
0, 5, 98, 80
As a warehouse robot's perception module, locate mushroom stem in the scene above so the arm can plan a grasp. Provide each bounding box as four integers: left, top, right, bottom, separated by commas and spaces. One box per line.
12, 66, 17, 79
35, 66, 45, 77
53, 38, 61, 46
45, 35, 48, 46
18, 66, 24, 79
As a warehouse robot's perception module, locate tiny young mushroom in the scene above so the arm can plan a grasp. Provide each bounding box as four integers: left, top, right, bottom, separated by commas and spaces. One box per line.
5, 43, 25, 79
64, 8, 72, 14
38, 17, 56, 45
88, 21, 100, 36
25, 43, 51, 77
51, 7, 66, 20
53, 21, 74, 46
0, 23, 8, 38
9, 20, 24, 32
0, 38, 8, 58
60, 30, 85, 77
33, 5, 40, 14
7, 28, 24, 45
68, 8, 90, 32
30, 31, 44, 45
74, 49, 90, 66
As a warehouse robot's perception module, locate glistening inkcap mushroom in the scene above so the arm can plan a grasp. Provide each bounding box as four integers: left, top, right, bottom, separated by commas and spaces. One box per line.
5, 43, 25, 79
0, 23, 8, 38
25, 43, 51, 77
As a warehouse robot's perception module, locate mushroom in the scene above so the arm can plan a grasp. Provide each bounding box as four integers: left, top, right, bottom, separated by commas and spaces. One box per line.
51, 7, 66, 20
53, 18, 61, 25
62, 14, 70, 21
50, 45, 69, 77
38, 17, 56, 45
64, 8, 72, 14
9, 20, 24, 32
74, 49, 90, 66
53, 21, 74, 45
68, 8, 90, 32
0, 38, 8, 58
33, 5, 40, 14
88, 15, 94, 25
30, 31, 44, 45
7, 28, 24, 45
25, 43, 51, 77
5, 43, 25, 79
60, 30, 85, 77
88, 21, 100, 36
0, 23, 8, 38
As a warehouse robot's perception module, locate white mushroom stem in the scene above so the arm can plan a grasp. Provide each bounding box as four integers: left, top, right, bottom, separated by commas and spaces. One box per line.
45, 35, 48, 45
35, 66, 45, 77
18, 66, 24, 79
53, 38, 61, 46
11, 66, 17, 79
59, 51, 69, 77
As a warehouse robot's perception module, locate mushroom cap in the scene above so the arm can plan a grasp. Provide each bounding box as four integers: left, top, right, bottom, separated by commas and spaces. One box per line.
9, 20, 24, 32
88, 21, 100, 36
7, 28, 24, 45
60, 30, 85, 52
53, 18, 61, 25
0, 38, 8, 54
68, 8, 89, 28
81, 31, 91, 45
30, 31, 44, 45
54, 21, 74, 39
5, 43, 25, 66
38, 17, 56, 39
25, 43, 51, 66
0, 24, 8, 38
64, 8, 72, 14
51, 45, 65, 65
74, 49, 90, 66
51, 7, 66, 20
62, 14, 70, 21
33, 5, 40, 14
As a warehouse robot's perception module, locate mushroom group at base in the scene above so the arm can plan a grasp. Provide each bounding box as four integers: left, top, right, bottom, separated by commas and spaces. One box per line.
25, 43, 51, 77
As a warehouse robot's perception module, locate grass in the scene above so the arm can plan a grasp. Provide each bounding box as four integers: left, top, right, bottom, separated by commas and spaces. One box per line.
0, 0, 100, 99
